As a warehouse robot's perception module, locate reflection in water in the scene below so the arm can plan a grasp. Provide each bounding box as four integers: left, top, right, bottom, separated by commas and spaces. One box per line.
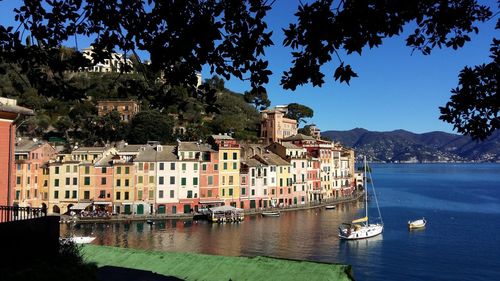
61, 200, 365, 262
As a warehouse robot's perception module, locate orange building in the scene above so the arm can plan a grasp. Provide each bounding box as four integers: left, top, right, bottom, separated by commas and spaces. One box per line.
0, 98, 33, 207
260, 107, 298, 144
14, 138, 57, 208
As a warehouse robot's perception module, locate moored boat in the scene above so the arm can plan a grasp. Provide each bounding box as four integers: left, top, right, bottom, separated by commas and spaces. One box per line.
61, 236, 96, 244
262, 211, 280, 217
408, 218, 426, 229
339, 156, 384, 240
325, 205, 336, 210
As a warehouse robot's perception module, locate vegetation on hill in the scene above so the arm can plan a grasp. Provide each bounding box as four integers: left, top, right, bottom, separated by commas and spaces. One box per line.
0, 60, 261, 147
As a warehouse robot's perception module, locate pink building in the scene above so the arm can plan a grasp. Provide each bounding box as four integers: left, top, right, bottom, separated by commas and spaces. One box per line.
0, 98, 33, 208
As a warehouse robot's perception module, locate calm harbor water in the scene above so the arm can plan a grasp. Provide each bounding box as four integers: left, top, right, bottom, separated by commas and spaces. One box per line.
62, 164, 500, 281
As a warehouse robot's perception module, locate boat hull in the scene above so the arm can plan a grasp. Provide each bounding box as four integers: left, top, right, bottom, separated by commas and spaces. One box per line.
408, 219, 426, 229
338, 224, 383, 240
262, 212, 280, 217
325, 205, 336, 210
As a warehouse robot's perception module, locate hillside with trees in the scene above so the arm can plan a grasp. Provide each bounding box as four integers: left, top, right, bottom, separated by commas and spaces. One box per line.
0, 59, 261, 148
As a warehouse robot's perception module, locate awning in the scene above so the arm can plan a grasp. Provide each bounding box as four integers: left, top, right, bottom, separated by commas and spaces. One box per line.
199, 200, 225, 204
70, 202, 91, 210
93, 202, 111, 205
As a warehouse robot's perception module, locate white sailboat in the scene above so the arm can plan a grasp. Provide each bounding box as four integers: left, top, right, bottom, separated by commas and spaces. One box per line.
339, 156, 383, 240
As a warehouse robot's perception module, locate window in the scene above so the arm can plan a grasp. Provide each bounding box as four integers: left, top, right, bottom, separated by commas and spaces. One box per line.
150, 163, 155, 170
159, 190, 164, 198
280, 188, 283, 195
15, 190, 20, 200
84, 191, 90, 200
149, 190, 154, 199
139, 163, 144, 171
214, 164, 218, 171
138, 176, 143, 184
170, 190, 174, 198
72, 191, 77, 198
124, 192, 129, 200
223, 152, 228, 160
193, 177, 198, 185
229, 188, 233, 196
272, 189, 275, 195
208, 190, 212, 197
65, 178, 70, 185
102, 167, 107, 173
233, 163, 237, 169
84, 177, 90, 185
181, 178, 186, 186
170, 176, 175, 185
251, 178, 255, 186
182, 163, 186, 171
125, 167, 130, 174
55, 167, 59, 174
99, 190, 105, 198
241, 188, 246, 195
16, 177, 21, 185
187, 190, 193, 198
65, 165, 70, 173
54, 191, 59, 199
252, 189, 255, 196
159, 163, 165, 170
251, 169, 255, 177
85, 166, 90, 174
149, 176, 154, 184
229, 176, 233, 185
241, 177, 246, 184
116, 179, 121, 187
222, 189, 225, 196
208, 176, 213, 185
138, 190, 143, 200
117, 167, 121, 174
223, 163, 227, 170
125, 179, 130, 187
194, 163, 198, 170
116, 192, 121, 200
159, 177, 164, 185
233, 152, 237, 159
65, 191, 70, 199
280, 178, 283, 187
170, 163, 175, 170
73, 165, 77, 173
202, 164, 207, 171
54, 179, 59, 187
73, 178, 77, 185
17, 164, 21, 170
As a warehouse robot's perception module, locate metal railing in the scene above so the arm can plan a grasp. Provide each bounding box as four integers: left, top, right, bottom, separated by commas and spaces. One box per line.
0, 205, 47, 223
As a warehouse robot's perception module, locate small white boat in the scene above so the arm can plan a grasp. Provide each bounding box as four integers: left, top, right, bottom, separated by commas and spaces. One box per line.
408, 218, 426, 229
146, 219, 155, 225
61, 236, 96, 244
262, 211, 280, 217
325, 205, 336, 210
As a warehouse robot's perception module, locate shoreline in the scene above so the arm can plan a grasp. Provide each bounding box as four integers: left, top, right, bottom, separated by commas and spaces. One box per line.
61, 191, 364, 224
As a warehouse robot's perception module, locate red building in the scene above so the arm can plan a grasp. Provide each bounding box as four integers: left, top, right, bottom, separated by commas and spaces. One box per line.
0, 98, 33, 207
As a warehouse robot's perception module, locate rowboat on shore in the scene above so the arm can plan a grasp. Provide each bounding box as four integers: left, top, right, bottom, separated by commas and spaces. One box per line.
262, 211, 280, 217
408, 218, 426, 229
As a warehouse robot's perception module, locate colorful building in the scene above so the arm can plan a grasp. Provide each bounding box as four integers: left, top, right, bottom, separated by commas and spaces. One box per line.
210, 134, 240, 207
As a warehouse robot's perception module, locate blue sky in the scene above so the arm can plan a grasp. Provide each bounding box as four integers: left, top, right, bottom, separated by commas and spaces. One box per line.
1, 1, 498, 134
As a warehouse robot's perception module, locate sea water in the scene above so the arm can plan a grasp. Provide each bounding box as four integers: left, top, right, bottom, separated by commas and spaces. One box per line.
65, 163, 500, 280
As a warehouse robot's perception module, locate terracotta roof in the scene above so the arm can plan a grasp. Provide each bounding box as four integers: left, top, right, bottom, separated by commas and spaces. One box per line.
243, 158, 265, 167
73, 146, 108, 152
257, 153, 290, 166
0, 98, 34, 116
211, 134, 234, 140
178, 142, 213, 152
15, 138, 46, 153
282, 134, 315, 141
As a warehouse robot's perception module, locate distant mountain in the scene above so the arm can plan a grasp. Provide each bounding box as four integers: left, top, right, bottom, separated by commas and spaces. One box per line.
322, 128, 500, 162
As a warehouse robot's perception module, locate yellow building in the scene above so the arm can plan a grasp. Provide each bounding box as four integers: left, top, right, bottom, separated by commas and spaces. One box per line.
210, 134, 240, 207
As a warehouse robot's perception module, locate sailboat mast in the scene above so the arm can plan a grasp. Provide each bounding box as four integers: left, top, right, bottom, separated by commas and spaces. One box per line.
364, 156, 368, 223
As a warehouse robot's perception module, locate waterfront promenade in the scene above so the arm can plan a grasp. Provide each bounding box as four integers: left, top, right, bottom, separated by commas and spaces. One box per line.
64, 191, 363, 223
82, 245, 354, 281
